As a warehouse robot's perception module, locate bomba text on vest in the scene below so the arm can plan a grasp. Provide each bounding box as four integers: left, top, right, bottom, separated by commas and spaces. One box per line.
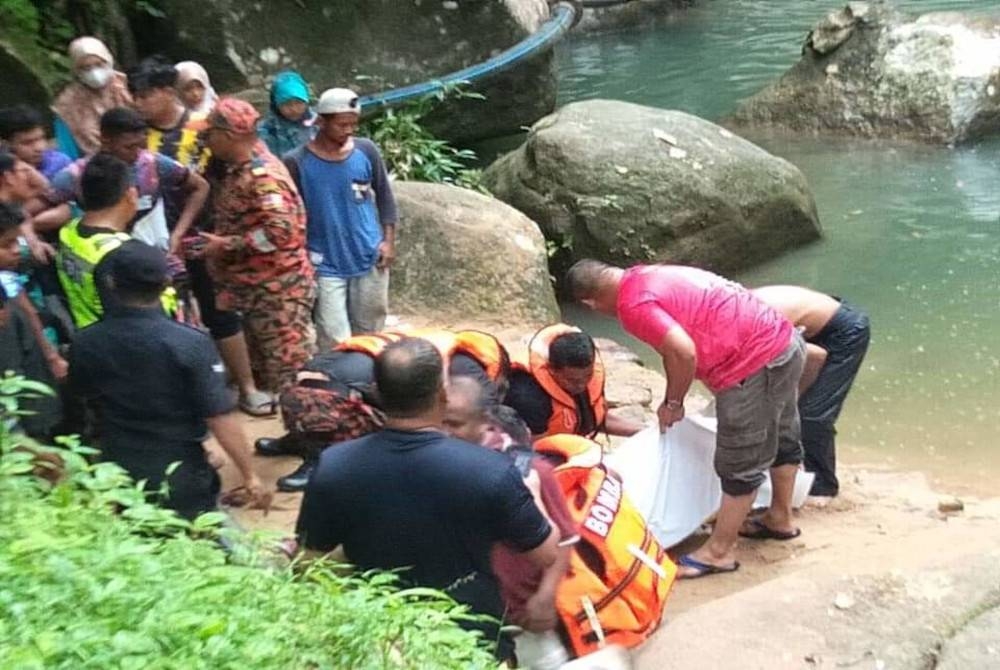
583, 472, 623, 538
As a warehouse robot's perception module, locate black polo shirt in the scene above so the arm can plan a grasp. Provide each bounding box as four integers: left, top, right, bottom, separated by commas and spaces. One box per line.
69, 305, 234, 517
296, 429, 551, 639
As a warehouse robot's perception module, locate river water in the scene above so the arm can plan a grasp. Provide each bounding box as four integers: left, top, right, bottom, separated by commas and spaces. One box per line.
554, 0, 1000, 493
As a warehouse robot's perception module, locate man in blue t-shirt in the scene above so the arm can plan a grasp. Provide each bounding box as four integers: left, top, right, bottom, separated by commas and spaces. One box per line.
284, 87, 398, 350
296, 337, 556, 660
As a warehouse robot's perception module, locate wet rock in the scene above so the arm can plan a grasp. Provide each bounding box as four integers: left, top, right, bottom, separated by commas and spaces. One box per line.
483, 99, 822, 275
576, 0, 694, 33
390, 181, 558, 326
138, 0, 555, 142
806, 2, 870, 55
731, 4, 1000, 144
595, 337, 642, 366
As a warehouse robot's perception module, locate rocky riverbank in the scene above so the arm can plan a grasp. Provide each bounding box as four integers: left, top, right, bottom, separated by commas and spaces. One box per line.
215, 316, 999, 669
730, 3, 1000, 144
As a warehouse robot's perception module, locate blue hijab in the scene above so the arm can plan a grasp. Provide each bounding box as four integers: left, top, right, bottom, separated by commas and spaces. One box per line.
258, 70, 317, 157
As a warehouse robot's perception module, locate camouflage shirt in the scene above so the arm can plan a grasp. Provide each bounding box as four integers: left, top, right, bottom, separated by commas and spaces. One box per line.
209, 143, 314, 309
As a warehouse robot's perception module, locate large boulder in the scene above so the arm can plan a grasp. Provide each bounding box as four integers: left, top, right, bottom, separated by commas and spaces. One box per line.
482, 99, 821, 276
576, 0, 694, 33
731, 3, 1000, 145
390, 181, 559, 326
135, 0, 555, 142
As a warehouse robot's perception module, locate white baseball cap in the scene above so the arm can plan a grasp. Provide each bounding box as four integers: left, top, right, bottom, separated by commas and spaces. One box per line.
316, 87, 360, 115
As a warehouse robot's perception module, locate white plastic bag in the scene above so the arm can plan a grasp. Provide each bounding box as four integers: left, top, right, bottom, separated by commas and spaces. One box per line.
606, 414, 814, 548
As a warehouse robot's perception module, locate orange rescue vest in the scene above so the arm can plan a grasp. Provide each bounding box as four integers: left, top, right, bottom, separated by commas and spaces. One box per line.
336, 329, 509, 385
536, 434, 676, 657
513, 324, 608, 439
334, 332, 406, 358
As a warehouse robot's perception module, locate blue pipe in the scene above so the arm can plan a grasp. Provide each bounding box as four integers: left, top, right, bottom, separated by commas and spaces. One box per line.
359, 1, 579, 112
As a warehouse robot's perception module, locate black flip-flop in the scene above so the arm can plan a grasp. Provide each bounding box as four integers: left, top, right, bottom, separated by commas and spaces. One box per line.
677, 554, 740, 580
739, 518, 802, 541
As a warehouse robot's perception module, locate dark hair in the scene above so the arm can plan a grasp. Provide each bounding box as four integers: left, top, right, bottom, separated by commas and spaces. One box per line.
0, 151, 16, 175
375, 338, 444, 418
0, 201, 25, 234
80, 153, 131, 211
0, 105, 45, 141
99, 107, 147, 138
487, 405, 531, 446
127, 56, 179, 94
564, 258, 615, 301
549, 331, 596, 369
112, 279, 164, 306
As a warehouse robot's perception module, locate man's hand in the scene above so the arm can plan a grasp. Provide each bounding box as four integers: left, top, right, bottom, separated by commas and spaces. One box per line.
168, 230, 184, 256
198, 232, 229, 259
376, 239, 396, 270
523, 592, 559, 633
220, 475, 273, 513
656, 400, 685, 432
46, 353, 69, 381
29, 238, 56, 264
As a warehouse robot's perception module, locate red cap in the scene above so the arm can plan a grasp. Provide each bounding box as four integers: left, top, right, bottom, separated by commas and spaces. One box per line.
207, 98, 260, 134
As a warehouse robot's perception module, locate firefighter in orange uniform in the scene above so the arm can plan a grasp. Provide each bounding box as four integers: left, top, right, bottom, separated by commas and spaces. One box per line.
506, 324, 643, 440
255, 328, 510, 491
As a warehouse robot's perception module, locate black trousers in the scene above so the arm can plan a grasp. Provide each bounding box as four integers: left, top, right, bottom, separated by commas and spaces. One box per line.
800, 302, 871, 496
101, 440, 220, 520
185, 258, 242, 340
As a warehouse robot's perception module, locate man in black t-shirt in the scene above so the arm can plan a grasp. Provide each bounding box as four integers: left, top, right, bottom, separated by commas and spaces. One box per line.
69, 241, 268, 519
296, 337, 556, 658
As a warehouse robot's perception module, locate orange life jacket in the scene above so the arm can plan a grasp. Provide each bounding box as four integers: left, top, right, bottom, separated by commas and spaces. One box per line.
513, 324, 607, 439
334, 332, 405, 358
537, 434, 676, 657
336, 329, 509, 385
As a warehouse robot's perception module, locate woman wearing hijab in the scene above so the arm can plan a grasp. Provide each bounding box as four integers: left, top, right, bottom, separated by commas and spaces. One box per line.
257, 70, 317, 157
51, 37, 133, 159
175, 61, 219, 115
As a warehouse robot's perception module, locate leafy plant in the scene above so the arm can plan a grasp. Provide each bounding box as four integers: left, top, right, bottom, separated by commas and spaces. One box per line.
0, 376, 495, 669
361, 84, 487, 192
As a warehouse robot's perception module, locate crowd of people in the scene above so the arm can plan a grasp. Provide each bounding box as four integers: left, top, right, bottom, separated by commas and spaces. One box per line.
2, 34, 872, 668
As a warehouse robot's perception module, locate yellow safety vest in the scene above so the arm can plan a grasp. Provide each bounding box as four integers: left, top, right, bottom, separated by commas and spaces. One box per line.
57, 219, 178, 328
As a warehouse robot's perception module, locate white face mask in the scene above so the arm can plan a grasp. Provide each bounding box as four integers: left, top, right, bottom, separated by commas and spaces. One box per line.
79, 66, 113, 90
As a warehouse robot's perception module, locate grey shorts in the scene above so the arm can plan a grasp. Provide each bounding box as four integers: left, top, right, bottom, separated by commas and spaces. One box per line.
714, 333, 806, 496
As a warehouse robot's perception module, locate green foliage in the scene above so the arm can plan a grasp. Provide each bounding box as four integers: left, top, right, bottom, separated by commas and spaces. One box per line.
361, 85, 487, 192
0, 376, 495, 669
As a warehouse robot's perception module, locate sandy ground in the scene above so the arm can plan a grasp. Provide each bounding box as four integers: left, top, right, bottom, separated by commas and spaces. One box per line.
217, 420, 1000, 619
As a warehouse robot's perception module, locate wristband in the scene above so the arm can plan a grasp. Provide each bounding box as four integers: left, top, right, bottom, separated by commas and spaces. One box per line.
665, 399, 683, 411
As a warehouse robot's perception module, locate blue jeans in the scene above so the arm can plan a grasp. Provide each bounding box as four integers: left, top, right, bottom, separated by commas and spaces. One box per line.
800, 301, 871, 496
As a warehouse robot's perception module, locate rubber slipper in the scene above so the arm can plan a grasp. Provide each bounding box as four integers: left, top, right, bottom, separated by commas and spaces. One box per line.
738, 518, 802, 541
677, 554, 740, 580
239, 390, 277, 417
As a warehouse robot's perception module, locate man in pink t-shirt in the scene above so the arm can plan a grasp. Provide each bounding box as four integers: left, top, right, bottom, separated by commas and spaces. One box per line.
565, 260, 806, 579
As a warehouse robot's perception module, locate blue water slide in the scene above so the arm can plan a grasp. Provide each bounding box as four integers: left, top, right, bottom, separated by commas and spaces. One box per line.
359, 1, 581, 112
